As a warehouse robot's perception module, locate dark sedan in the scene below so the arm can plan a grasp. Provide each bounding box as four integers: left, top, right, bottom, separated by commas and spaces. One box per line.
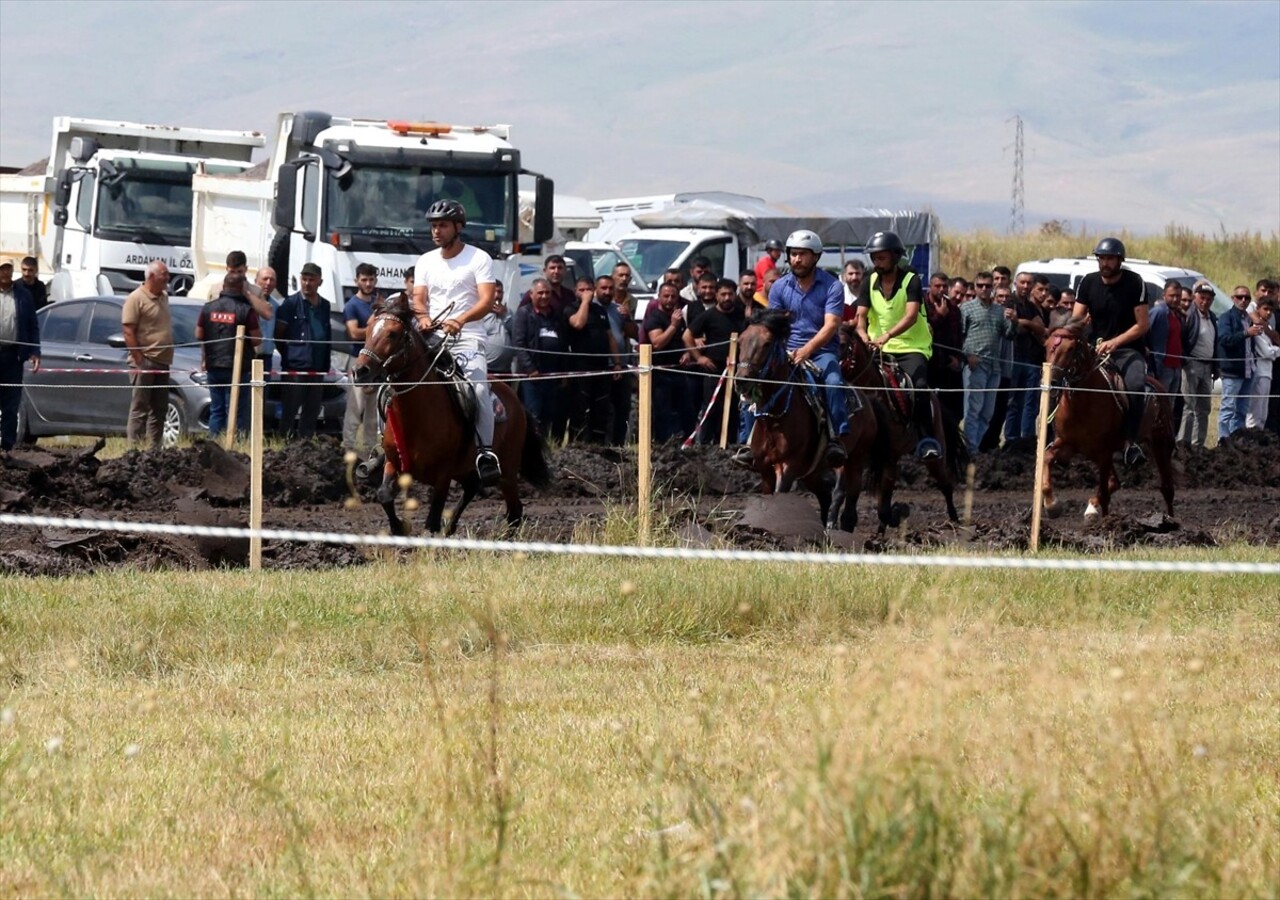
16, 296, 350, 446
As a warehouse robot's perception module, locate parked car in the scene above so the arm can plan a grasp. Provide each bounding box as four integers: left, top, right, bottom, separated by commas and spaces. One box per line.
16, 296, 349, 447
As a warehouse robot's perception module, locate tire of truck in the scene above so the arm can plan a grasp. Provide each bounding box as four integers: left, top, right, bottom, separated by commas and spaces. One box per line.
268, 230, 290, 287
162, 393, 187, 448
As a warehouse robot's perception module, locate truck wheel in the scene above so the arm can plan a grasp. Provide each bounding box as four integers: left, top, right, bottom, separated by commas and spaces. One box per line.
163, 394, 187, 448
268, 230, 290, 286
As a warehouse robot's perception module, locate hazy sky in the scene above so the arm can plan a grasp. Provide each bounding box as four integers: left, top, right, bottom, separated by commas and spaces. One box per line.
2, 0, 1277, 235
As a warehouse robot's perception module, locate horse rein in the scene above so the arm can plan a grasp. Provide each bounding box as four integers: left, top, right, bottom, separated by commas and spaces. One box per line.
358, 312, 458, 397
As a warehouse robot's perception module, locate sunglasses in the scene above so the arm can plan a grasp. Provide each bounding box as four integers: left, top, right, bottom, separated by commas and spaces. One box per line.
1234, 294, 1251, 300
975, 282, 992, 288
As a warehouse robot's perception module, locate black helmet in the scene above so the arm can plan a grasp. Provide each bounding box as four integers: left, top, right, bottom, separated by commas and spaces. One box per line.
1093, 236, 1126, 259
426, 199, 466, 224
764, 239, 783, 251
865, 231, 905, 257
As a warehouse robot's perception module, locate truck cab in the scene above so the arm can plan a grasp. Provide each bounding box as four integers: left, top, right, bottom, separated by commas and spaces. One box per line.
0, 117, 263, 300
266, 112, 553, 302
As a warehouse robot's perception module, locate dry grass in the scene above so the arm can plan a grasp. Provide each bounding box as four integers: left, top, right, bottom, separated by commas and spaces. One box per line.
939, 227, 1279, 292
2, 551, 1278, 897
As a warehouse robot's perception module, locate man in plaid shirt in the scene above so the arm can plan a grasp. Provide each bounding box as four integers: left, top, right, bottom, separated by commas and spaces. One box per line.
959, 274, 1016, 456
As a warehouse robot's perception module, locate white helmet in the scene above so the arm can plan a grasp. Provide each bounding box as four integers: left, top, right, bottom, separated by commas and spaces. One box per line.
784, 229, 822, 254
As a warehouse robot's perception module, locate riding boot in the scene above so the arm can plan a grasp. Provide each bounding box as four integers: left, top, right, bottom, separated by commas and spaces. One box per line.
913, 398, 942, 460
475, 446, 502, 487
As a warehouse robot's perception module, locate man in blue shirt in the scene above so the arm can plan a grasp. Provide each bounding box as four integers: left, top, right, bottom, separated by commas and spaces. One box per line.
765, 229, 848, 467
342, 262, 378, 453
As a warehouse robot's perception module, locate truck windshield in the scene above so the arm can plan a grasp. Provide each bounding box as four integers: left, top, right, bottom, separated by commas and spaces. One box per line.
616, 238, 688, 288
324, 166, 512, 250
94, 160, 197, 245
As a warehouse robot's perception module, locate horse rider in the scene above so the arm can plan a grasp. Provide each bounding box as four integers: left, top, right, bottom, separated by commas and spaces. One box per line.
852, 230, 942, 460
752, 228, 850, 467
410, 199, 502, 486
1071, 236, 1151, 467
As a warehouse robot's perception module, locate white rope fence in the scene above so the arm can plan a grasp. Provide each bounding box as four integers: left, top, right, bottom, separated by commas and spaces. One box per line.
3, 513, 1278, 575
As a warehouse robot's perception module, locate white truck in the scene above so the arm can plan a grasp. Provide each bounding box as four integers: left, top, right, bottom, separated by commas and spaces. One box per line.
189, 110, 553, 302
603, 193, 939, 293
0, 116, 264, 300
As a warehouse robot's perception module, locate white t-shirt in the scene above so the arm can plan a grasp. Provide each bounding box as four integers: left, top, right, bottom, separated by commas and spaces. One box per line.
413, 244, 496, 338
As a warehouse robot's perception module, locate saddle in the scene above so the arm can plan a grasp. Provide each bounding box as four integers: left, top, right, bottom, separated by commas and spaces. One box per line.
796, 361, 863, 430
879, 359, 914, 421
376, 334, 508, 429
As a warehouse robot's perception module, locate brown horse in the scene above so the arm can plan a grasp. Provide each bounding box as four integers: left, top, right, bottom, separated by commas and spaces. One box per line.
838, 325, 960, 531
736, 310, 877, 532
352, 299, 550, 536
1042, 322, 1175, 518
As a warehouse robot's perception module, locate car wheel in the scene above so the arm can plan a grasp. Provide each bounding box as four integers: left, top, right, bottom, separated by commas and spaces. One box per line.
162, 394, 187, 448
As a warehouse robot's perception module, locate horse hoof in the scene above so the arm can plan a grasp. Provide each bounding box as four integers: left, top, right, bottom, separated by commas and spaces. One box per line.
1083, 501, 1101, 519
1044, 500, 1063, 520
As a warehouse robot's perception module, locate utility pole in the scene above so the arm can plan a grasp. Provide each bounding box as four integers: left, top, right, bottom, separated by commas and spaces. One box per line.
1008, 114, 1025, 234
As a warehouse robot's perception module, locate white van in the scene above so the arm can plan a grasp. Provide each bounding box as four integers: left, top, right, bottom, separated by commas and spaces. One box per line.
1015, 256, 1232, 316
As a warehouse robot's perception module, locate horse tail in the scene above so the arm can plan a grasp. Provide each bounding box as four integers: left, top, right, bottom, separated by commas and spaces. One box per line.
521, 423, 553, 489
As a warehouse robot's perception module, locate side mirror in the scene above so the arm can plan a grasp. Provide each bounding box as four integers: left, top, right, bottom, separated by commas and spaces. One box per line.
107, 334, 127, 349
274, 161, 300, 230
98, 159, 123, 186
533, 176, 555, 245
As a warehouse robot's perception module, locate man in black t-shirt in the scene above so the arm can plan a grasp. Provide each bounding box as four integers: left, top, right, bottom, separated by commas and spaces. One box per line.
1071, 237, 1151, 466
641, 282, 696, 441
567, 275, 622, 443
686, 279, 748, 443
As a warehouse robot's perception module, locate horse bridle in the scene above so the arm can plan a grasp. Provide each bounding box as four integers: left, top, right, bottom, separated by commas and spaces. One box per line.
737, 332, 800, 418
357, 312, 457, 396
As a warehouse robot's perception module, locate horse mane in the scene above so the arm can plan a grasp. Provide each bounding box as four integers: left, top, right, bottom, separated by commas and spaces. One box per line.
750, 307, 792, 339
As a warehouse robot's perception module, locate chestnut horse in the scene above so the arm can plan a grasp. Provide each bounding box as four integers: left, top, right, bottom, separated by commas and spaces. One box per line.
352, 299, 550, 536
1042, 322, 1175, 518
735, 309, 877, 532
838, 326, 960, 530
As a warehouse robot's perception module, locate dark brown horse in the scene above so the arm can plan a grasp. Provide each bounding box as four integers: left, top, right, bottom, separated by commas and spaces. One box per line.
1042, 322, 1175, 518
736, 310, 877, 532
838, 325, 960, 531
352, 299, 550, 536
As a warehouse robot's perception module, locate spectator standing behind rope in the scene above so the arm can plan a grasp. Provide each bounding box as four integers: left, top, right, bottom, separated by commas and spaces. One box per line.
686, 278, 748, 444
19, 257, 49, 311
1216, 285, 1261, 440
641, 281, 692, 442
275, 262, 333, 440
1146, 281, 1185, 396
1246, 293, 1278, 430
754, 240, 783, 291
1177, 282, 1217, 449
567, 275, 622, 444
1071, 237, 1150, 467
253, 266, 284, 370
342, 262, 379, 455
608, 262, 639, 446
854, 230, 942, 461
512, 278, 571, 442
926, 273, 965, 429
196, 268, 261, 440
959, 276, 1016, 458
121, 260, 174, 448
0, 257, 41, 453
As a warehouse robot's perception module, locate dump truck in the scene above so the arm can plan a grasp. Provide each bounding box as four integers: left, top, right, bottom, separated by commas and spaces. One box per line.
0, 116, 264, 300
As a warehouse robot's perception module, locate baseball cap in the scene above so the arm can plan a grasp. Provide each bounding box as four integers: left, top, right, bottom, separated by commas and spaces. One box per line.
0, 256, 15, 269
300, 262, 322, 277
1193, 281, 1213, 294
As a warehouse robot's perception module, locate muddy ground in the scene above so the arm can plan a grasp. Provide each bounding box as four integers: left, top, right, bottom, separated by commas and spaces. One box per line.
2, 431, 1277, 576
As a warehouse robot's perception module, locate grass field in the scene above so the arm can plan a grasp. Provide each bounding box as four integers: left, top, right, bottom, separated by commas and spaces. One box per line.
3, 547, 1277, 898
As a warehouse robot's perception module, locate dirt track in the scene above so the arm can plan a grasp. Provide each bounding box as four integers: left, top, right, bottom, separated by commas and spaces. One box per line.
2, 431, 1277, 577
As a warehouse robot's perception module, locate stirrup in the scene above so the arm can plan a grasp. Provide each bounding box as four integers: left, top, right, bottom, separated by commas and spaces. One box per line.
1123, 443, 1145, 467
475, 447, 502, 486
916, 437, 942, 460
730, 445, 755, 468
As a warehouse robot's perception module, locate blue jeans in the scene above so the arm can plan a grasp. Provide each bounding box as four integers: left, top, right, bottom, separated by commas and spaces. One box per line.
1218, 376, 1252, 439
810, 349, 848, 436
1004, 362, 1039, 441
207, 367, 250, 438
963, 360, 1000, 456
